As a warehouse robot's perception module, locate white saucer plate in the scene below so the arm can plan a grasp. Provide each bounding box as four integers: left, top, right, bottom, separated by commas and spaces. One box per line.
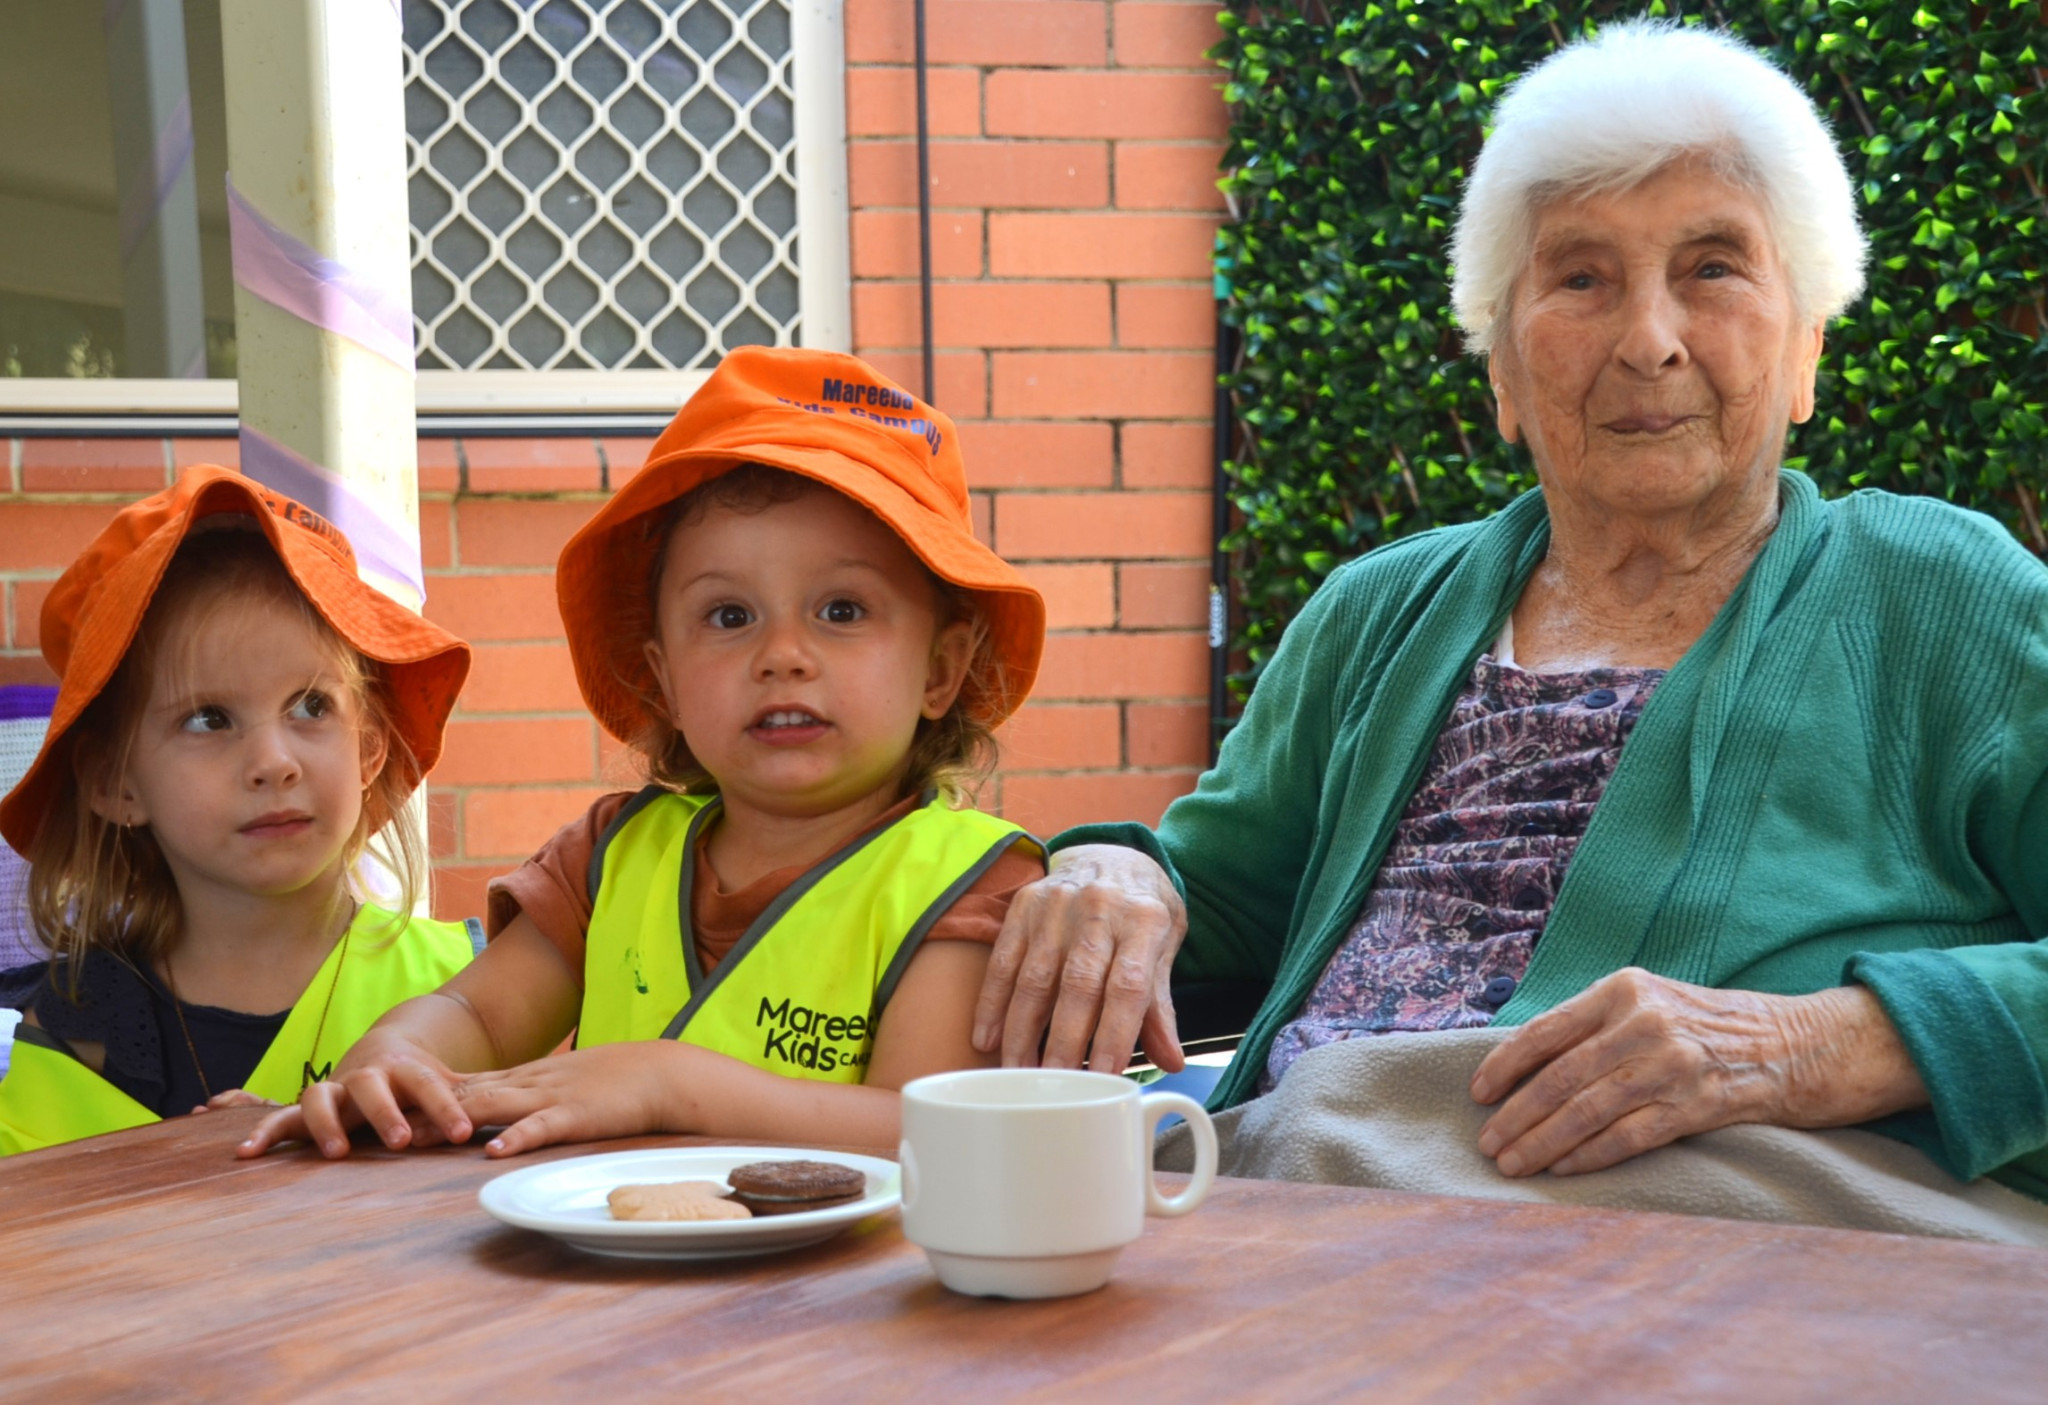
478, 1146, 901, 1261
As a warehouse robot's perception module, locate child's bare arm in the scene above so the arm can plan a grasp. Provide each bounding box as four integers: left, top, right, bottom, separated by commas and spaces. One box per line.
454, 1042, 904, 1155
237, 914, 580, 1159
864, 941, 1001, 1089
455, 940, 1000, 1156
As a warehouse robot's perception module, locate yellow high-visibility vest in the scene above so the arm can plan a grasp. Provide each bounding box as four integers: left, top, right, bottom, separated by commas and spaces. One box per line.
0, 907, 476, 1155
579, 788, 1035, 1082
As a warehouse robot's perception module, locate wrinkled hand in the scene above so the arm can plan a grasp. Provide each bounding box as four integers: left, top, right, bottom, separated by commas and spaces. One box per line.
972, 844, 1187, 1074
1469, 968, 1928, 1177
237, 1029, 472, 1160
456, 1042, 687, 1158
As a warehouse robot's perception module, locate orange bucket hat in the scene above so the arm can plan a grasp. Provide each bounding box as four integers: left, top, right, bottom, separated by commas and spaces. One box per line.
0, 465, 471, 853
558, 347, 1044, 744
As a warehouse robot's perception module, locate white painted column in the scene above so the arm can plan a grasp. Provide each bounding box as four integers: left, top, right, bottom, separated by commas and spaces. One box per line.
218, 1, 428, 911
792, 0, 851, 353
218, 0, 421, 609
104, 0, 208, 379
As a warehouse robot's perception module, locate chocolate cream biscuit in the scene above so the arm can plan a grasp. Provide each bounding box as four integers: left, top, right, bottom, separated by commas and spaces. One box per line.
725, 1160, 868, 1216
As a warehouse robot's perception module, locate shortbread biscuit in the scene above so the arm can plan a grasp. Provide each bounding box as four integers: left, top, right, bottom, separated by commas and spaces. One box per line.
607, 1181, 752, 1221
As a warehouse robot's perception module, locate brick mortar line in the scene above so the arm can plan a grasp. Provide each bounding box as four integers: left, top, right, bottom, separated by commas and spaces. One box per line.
1, 492, 171, 503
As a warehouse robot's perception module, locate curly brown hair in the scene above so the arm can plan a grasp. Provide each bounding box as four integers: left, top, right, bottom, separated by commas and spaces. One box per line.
620, 465, 1007, 803
24, 528, 424, 991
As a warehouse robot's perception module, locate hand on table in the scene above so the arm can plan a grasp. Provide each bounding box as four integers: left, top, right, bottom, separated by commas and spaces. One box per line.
190, 1088, 276, 1115
236, 1028, 473, 1159
456, 1042, 687, 1158
1469, 968, 1929, 1177
972, 844, 1188, 1074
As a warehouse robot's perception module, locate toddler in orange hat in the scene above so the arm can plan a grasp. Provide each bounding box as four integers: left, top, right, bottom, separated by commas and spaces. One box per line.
0, 468, 476, 1154
244, 349, 1048, 1160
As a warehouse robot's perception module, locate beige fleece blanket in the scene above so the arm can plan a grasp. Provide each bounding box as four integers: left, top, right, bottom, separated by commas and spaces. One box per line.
1154, 1027, 2048, 1247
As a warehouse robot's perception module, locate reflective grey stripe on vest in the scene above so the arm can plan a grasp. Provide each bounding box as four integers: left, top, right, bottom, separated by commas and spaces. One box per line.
868, 828, 1035, 1015
13, 1021, 83, 1063
586, 784, 677, 907
589, 785, 1034, 1045
657, 803, 903, 1042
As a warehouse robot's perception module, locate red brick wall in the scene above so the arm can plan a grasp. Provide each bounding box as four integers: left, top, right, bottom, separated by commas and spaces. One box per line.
843, 0, 1225, 838
0, 1, 1230, 920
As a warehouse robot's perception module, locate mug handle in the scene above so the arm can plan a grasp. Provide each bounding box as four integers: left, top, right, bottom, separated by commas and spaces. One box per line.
1141, 1092, 1217, 1217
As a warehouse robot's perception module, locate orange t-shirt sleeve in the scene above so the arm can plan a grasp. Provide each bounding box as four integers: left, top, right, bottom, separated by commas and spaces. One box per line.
485, 803, 1045, 975
484, 790, 638, 980
918, 838, 1047, 946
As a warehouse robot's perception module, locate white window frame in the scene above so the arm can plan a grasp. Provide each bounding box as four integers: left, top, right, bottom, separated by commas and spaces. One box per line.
0, 0, 848, 418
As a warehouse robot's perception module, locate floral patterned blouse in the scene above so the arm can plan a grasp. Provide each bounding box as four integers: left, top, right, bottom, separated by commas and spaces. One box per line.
1262, 652, 1666, 1093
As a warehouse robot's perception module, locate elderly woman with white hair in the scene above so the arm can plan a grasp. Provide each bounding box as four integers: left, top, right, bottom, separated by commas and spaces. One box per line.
970, 21, 2048, 1207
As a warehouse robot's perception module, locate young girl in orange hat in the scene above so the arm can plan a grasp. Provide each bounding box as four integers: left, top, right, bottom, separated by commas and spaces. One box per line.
0, 468, 476, 1153
244, 347, 1048, 1160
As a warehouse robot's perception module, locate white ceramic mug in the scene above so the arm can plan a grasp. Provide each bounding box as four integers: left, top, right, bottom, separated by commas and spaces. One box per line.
898, 1068, 1220, 1299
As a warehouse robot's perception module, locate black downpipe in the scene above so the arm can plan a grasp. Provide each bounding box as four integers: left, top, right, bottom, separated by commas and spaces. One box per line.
1209, 313, 1236, 767
914, 0, 935, 404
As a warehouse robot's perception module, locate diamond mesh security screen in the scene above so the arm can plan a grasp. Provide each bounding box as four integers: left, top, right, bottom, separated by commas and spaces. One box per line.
402, 0, 799, 372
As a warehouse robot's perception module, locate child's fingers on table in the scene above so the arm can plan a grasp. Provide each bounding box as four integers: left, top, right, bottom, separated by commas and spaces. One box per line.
396, 1061, 477, 1144
352, 1060, 472, 1148
452, 1073, 552, 1124
296, 1080, 376, 1157
206, 1088, 275, 1110
483, 1105, 583, 1158
402, 1107, 455, 1148
236, 1103, 315, 1158
330, 1069, 414, 1150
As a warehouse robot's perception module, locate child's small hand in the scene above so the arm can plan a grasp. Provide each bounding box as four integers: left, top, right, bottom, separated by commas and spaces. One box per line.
191, 1088, 277, 1114
456, 1042, 691, 1158
236, 1029, 472, 1159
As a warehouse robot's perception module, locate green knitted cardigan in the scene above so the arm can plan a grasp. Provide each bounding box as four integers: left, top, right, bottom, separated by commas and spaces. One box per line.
1058, 472, 2048, 1197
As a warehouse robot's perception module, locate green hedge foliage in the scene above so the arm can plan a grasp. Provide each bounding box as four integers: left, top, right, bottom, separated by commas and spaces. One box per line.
1215, 0, 2047, 685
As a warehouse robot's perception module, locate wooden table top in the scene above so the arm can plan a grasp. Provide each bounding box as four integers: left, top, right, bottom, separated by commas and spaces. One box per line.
6, 1109, 2048, 1402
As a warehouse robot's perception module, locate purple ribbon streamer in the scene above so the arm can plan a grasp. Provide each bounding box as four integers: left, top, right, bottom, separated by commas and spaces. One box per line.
117, 92, 193, 265
225, 175, 416, 371
237, 427, 425, 598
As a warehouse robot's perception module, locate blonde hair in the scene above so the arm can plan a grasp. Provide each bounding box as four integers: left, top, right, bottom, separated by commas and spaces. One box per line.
623, 464, 1005, 804
25, 528, 425, 990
